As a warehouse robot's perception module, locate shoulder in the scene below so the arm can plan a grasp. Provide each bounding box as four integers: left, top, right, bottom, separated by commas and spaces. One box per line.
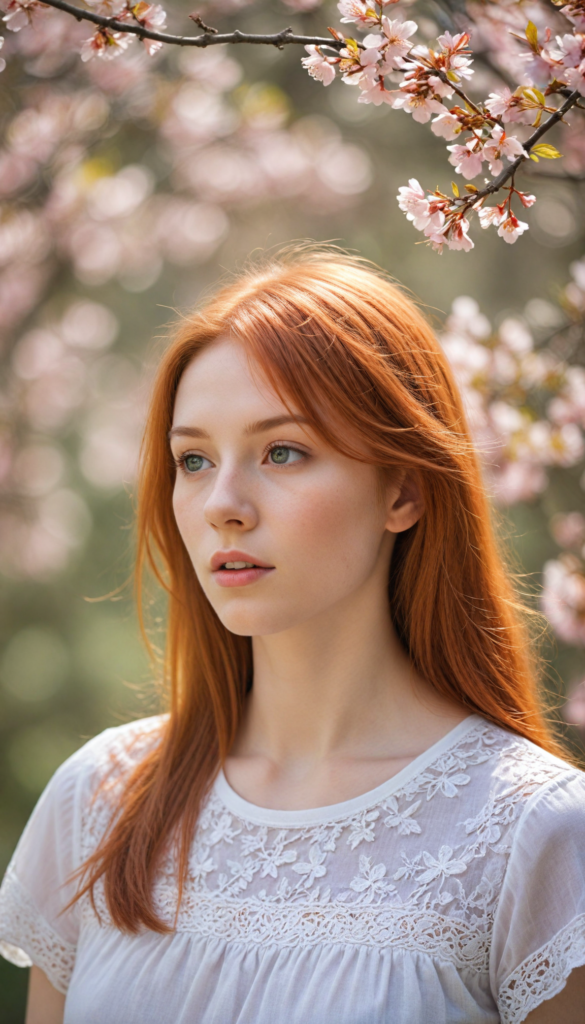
473, 718, 585, 832
46, 714, 167, 817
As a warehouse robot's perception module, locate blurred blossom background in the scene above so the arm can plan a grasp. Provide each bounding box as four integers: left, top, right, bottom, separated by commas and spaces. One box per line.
1, 0, 585, 1016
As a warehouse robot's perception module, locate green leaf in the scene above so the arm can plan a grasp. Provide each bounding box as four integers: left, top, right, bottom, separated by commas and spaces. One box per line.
464, 184, 479, 193
530, 142, 562, 159
522, 86, 545, 105
525, 21, 539, 50
451, 181, 460, 197
530, 153, 540, 162
446, 70, 459, 83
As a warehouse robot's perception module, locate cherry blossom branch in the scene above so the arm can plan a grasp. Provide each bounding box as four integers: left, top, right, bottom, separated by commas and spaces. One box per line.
431, 67, 499, 123
39, 0, 346, 49
455, 88, 581, 210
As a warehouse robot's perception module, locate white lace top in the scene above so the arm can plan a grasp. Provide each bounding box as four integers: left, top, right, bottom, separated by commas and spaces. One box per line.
2, 714, 585, 1024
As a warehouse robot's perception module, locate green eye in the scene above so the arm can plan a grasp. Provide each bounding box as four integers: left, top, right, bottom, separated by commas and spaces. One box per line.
268, 446, 303, 465
184, 454, 205, 473
270, 447, 289, 464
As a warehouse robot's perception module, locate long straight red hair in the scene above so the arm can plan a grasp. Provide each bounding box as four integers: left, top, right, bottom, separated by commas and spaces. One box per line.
75, 246, 565, 933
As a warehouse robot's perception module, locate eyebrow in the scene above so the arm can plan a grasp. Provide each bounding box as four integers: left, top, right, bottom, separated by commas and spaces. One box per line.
168, 414, 311, 441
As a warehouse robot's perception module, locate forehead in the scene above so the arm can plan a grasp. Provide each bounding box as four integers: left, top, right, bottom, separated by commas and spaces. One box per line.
171, 337, 295, 428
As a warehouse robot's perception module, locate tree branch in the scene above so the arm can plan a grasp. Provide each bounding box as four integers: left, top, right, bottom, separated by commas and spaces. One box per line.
455, 88, 582, 209
432, 67, 499, 123
40, 0, 346, 49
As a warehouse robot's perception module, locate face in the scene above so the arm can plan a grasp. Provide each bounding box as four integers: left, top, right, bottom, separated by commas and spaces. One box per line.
170, 337, 418, 637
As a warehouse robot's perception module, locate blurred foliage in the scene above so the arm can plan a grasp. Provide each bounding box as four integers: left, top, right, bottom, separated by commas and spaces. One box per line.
1, 0, 584, 1017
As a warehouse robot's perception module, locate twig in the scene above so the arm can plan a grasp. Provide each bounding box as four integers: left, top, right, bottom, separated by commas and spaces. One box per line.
432, 67, 499, 123
40, 0, 346, 49
188, 14, 217, 35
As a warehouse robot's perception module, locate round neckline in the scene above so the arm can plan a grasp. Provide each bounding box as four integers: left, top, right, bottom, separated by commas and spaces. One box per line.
214, 714, 483, 827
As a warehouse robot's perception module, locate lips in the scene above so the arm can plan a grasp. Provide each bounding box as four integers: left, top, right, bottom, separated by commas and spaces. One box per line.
210, 549, 275, 588
210, 550, 274, 572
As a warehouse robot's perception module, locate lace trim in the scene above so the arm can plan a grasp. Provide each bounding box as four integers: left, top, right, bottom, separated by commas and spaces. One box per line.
148, 891, 492, 970
79, 721, 573, 976
498, 913, 585, 1024
0, 866, 76, 994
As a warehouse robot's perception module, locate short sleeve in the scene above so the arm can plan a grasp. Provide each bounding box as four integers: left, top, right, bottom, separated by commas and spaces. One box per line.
0, 749, 86, 994
490, 771, 585, 1024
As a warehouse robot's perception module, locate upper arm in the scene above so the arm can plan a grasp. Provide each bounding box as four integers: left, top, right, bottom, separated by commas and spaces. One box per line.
26, 965, 66, 1024
522, 963, 585, 1024
490, 771, 585, 1023
0, 752, 84, 994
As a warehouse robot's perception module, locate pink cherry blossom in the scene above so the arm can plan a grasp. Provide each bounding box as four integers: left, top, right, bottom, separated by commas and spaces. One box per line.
485, 87, 534, 125
430, 111, 462, 140
551, 512, 585, 551
437, 31, 466, 52
562, 59, 585, 95
427, 74, 454, 99
301, 45, 338, 85
2, 0, 45, 31
482, 125, 526, 175
557, 31, 584, 69
541, 555, 585, 645
561, 1, 585, 32
447, 140, 485, 179
357, 36, 384, 69
497, 213, 529, 243
80, 27, 134, 62
337, 0, 379, 27
477, 204, 507, 229
126, 2, 167, 54
0, 35, 5, 71
551, 422, 585, 467
548, 367, 585, 427
490, 461, 547, 504
425, 214, 474, 253
447, 216, 474, 251
519, 29, 560, 88
359, 74, 395, 105
554, 33, 585, 93
380, 17, 417, 68
435, 31, 474, 80
396, 178, 427, 221
396, 179, 445, 232
390, 90, 445, 123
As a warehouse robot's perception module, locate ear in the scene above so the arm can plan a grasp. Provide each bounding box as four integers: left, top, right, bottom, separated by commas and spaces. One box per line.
384, 468, 425, 534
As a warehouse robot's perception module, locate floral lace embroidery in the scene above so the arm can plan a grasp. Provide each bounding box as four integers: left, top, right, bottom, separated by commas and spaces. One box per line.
4, 713, 583, 1019
498, 913, 585, 1024
0, 866, 75, 994
82, 719, 567, 980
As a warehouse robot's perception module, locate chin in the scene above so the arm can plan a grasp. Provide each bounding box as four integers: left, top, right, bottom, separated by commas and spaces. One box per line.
212, 600, 312, 638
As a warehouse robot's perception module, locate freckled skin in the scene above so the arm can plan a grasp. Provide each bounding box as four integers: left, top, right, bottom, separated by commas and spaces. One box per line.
171, 338, 395, 638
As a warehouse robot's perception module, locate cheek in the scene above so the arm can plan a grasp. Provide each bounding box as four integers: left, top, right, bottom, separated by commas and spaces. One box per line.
279, 471, 384, 583
172, 481, 201, 546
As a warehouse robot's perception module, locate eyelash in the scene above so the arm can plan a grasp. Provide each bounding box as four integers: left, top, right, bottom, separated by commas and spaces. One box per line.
264, 440, 308, 464
173, 442, 308, 475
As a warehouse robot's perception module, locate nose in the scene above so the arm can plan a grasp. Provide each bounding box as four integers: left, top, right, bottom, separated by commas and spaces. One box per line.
203, 462, 258, 533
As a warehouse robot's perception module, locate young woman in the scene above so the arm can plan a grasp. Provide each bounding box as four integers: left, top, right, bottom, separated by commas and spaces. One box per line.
2, 249, 585, 1024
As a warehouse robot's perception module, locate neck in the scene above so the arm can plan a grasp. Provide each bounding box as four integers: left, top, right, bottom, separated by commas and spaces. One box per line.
235, 576, 463, 769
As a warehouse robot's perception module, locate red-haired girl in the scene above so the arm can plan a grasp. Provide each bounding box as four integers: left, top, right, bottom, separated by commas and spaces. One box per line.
2, 249, 585, 1024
